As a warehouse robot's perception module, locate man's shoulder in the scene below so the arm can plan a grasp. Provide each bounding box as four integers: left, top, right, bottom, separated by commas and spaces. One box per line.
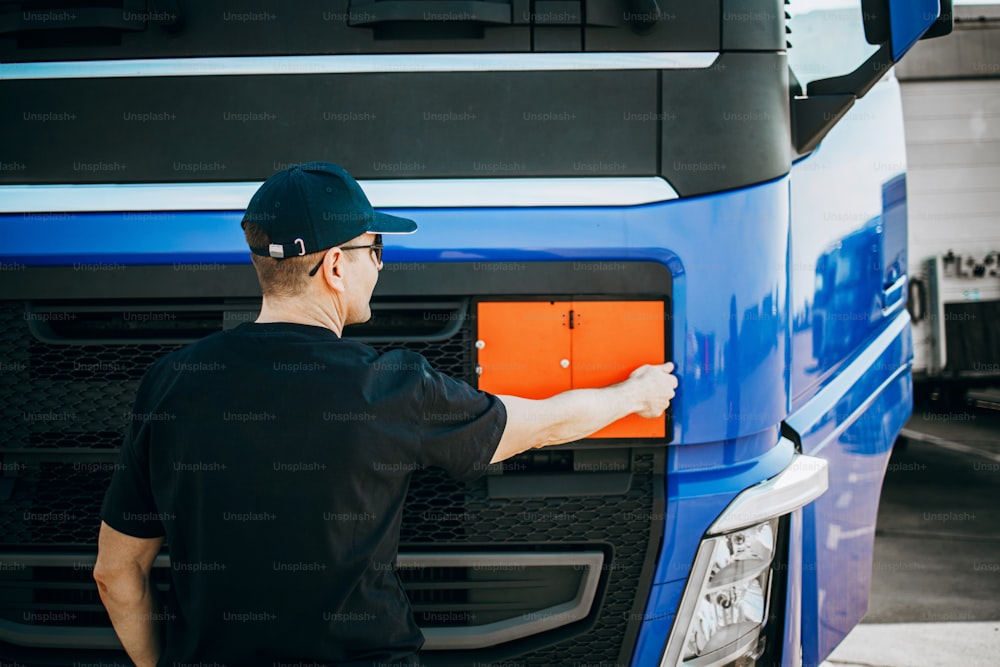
132, 330, 243, 399
367, 348, 431, 375
151, 330, 228, 372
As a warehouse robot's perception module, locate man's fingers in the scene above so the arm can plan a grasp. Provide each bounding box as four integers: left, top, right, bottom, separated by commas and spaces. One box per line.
634, 361, 674, 373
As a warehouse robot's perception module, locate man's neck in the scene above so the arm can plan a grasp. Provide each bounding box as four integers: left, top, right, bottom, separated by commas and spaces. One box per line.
255, 297, 345, 336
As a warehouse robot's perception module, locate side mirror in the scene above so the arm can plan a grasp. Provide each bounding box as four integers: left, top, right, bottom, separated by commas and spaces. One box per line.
861, 0, 948, 59
920, 0, 954, 40
793, 0, 953, 154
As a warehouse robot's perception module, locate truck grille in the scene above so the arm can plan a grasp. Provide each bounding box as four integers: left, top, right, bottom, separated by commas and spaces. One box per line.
0, 301, 661, 665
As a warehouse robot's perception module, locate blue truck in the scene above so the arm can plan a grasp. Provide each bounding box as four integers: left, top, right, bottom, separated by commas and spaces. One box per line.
0, 1, 952, 665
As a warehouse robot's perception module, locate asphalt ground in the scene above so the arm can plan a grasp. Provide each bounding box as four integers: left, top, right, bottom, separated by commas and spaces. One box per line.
821, 399, 1000, 667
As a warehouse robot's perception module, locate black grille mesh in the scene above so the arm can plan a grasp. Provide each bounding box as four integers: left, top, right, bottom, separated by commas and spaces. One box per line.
0, 301, 656, 665
0, 307, 166, 451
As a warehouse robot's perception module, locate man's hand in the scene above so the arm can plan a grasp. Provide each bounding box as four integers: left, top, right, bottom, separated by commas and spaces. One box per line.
493, 361, 679, 463
626, 362, 678, 418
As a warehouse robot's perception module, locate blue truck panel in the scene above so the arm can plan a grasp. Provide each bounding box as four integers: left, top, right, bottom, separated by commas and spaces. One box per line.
794, 322, 912, 666
2, 177, 791, 449
789, 76, 910, 410
788, 74, 914, 667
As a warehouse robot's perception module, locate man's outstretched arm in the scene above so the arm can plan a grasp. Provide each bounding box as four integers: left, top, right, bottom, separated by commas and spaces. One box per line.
492, 362, 678, 464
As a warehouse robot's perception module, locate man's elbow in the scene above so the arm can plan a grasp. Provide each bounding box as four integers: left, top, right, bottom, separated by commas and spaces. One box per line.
532, 423, 566, 450
93, 561, 146, 606
93, 562, 122, 596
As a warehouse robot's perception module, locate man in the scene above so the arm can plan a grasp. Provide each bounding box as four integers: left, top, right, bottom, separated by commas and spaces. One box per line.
94, 162, 677, 666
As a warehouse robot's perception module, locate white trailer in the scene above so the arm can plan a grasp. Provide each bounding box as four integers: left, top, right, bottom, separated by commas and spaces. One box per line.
896, 3, 1000, 406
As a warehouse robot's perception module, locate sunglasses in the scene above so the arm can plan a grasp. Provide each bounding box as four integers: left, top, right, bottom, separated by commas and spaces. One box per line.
308, 234, 383, 277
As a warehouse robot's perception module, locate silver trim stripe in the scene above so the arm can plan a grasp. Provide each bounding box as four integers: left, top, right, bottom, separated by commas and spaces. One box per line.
708, 449, 829, 535
0, 52, 719, 80
0, 178, 679, 213
0, 551, 603, 651
785, 311, 911, 452
416, 551, 605, 650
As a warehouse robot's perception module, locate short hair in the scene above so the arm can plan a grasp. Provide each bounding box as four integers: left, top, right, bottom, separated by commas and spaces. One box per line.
241, 220, 321, 298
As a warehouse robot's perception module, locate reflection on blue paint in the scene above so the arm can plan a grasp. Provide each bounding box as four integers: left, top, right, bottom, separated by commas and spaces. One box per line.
812, 218, 884, 366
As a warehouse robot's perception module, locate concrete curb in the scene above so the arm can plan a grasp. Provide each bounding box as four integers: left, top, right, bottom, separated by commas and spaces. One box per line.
820, 621, 1000, 667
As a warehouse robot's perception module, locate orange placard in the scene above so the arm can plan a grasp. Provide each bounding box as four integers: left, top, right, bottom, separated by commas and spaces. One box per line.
476, 301, 572, 399
476, 300, 667, 439
571, 301, 666, 438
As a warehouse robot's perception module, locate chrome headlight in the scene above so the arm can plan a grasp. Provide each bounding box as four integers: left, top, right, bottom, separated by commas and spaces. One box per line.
682, 520, 777, 666
661, 451, 830, 667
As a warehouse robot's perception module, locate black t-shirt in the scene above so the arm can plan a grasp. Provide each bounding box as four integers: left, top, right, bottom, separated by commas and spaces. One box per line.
100, 321, 506, 666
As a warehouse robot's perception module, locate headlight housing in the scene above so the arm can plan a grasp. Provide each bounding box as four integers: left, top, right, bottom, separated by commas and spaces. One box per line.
661, 451, 830, 667
681, 520, 777, 666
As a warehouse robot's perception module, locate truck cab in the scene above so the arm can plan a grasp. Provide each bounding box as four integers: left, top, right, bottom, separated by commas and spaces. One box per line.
0, 1, 951, 665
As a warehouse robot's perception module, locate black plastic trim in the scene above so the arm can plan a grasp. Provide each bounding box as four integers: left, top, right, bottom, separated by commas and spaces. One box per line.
618, 446, 666, 666
791, 43, 896, 155
0, 2, 146, 36
791, 93, 855, 155
348, 0, 512, 26
0, 645, 130, 667
0, 0, 532, 59
780, 422, 803, 454
344, 301, 470, 342
806, 43, 894, 98
0, 261, 672, 300
0, 264, 260, 301
0, 1, 719, 60
13, 300, 471, 344
721, 0, 785, 51
921, 0, 954, 40
584, 0, 719, 51
861, 0, 891, 46
4, 55, 794, 193
1, 69, 658, 183
487, 472, 632, 497
659, 52, 791, 197
757, 512, 791, 667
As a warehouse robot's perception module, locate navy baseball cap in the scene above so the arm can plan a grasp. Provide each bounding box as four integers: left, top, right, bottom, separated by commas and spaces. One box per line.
243, 161, 417, 259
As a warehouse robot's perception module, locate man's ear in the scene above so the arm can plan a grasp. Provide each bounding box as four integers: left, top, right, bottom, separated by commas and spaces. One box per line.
319, 247, 348, 293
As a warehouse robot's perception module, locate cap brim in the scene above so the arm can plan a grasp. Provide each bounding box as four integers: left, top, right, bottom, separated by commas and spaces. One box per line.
371, 211, 418, 235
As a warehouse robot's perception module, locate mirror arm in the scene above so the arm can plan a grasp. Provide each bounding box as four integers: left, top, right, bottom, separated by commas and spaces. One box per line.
806, 43, 894, 98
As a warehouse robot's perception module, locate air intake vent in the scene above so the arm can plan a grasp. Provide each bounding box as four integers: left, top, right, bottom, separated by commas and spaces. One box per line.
25, 302, 233, 344
0, 551, 604, 651
23, 300, 470, 344
345, 300, 469, 341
